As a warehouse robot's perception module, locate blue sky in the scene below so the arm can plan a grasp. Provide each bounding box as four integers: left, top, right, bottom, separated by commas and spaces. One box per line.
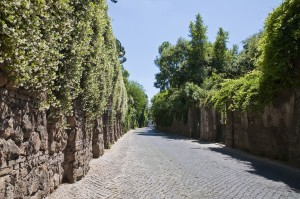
108, 0, 283, 101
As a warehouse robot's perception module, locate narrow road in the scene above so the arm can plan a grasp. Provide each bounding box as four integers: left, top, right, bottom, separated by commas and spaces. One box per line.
48, 128, 300, 199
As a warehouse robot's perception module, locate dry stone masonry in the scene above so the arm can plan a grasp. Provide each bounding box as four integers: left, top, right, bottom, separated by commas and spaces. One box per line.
0, 84, 125, 198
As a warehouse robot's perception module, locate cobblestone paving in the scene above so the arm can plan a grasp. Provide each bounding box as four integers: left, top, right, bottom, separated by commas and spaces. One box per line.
48, 128, 300, 199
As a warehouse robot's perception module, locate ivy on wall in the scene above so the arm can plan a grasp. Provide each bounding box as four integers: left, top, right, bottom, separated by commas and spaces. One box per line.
0, 0, 128, 125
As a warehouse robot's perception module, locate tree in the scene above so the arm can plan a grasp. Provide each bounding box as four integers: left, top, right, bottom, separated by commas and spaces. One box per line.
224, 33, 261, 78
126, 81, 148, 128
211, 27, 229, 74
154, 38, 189, 90
186, 13, 208, 85
258, 0, 300, 89
237, 33, 261, 74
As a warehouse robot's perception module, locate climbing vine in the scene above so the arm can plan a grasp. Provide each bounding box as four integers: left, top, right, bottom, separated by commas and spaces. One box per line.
0, 0, 128, 125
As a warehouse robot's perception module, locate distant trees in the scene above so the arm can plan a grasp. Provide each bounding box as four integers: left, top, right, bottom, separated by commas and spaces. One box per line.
125, 81, 149, 129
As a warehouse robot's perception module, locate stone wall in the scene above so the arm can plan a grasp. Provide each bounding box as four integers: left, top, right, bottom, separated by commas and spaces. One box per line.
63, 100, 92, 183
158, 106, 223, 141
226, 90, 300, 166
0, 88, 64, 198
158, 107, 194, 138
92, 118, 105, 158
0, 86, 124, 198
156, 90, 300, 167
102, 112, 123, 149
199, 106, 224, 142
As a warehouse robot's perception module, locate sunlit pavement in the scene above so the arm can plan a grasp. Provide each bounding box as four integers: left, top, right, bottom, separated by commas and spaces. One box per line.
48, 127, 300, 199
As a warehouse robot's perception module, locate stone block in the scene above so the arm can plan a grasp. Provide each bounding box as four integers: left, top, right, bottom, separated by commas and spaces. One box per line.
22, 115, 32, 138
13, 163, 19, 170
37, 125, 48, 151
74, 167, 83, 180
0, 139, 9, 165
39, 155, 46, 162
28, 174, 39, 196
53, 173, 60, 189
21, 140, 32, 155
37, 166, 49, 191
0, 161, 7, 169
5, 183, 14, 199
12, 126, 24, 146
7, 139, 20, 160
50, 142, 58, 154
0, 176, 7, 199
7, 160, 16, 167
20, 167, 28, 178
15, 179, 27, 199
0, 117, 14, 139
0, 167, 12, 177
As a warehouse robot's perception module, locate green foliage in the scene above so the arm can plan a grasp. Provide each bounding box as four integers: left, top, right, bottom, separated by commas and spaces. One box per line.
202, 72, 224, 91
151, 83, 204, 127
211, 27, 229, 74
207, 0, 300, 113
258, 0, 300, 98
154, 14, 210, 91
111, 64, 128, 123
125, 81, 148, 129
226, 33, 262, 78
152, 0, 300, 128
0, 0, 72, 101
206, 70, 261, 112
0, 0, 128, 125
186, 14, 208, 85
154, 38, 189, 90
151, 90, 172, 126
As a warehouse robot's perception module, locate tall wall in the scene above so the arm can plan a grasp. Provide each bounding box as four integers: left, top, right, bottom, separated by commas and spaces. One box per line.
0, 86, 124, 198
156, 90, 300, 167
62, 99, 92, 183
226, 90, 300, 166
199, 106, 224, 142
158, 107, 221, 140
0, 87, 64, 198
102, 112, 124, 149
158, 108, 198, 138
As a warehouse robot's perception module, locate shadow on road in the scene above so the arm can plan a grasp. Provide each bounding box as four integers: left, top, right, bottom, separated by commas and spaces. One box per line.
136, 128, 300, 192
135, 128, 211, 144
209, 147, 300, 192
135, 128, 189, 141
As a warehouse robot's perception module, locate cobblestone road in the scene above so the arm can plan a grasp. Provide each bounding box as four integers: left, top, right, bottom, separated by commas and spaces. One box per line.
48, 128, 300, 199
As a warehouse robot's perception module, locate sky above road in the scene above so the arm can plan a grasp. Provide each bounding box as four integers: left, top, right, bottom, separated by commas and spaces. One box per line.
108, 0, 283, 101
